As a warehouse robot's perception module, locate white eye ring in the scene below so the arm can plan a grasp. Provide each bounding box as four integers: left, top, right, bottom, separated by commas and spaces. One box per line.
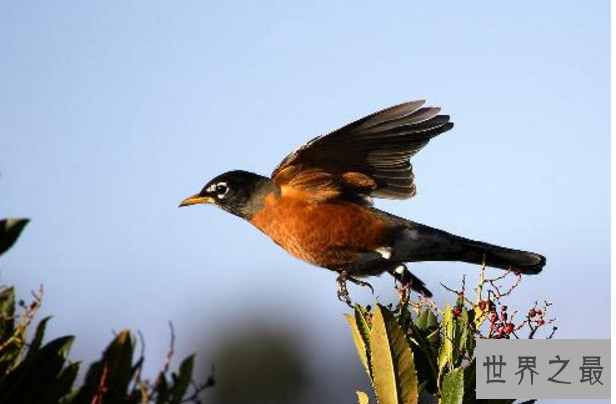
214, 182, 229, 198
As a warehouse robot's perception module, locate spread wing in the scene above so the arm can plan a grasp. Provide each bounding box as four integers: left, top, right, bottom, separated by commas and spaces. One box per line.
271, 100, 453, 200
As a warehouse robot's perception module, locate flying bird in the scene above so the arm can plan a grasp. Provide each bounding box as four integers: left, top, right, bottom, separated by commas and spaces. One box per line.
180, 100, 545, 303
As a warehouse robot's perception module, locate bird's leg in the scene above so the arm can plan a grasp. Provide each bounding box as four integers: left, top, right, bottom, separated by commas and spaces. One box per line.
390, 264, 416, 301
390, 264, 412, 288
336, 271, 353, 307
388, 263, 433, 298
336, 270, 375, 307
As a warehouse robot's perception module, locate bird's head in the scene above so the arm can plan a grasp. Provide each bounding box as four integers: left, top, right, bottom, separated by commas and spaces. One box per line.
179, 170, 276, 220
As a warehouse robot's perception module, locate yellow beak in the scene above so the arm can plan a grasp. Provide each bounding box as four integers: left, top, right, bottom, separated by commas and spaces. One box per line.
178, 194, 214, 207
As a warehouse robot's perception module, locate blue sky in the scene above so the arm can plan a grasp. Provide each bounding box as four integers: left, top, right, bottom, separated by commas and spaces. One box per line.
0, 1, 609, 402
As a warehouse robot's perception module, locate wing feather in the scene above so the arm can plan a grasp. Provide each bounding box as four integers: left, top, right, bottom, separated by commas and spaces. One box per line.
271, 100, 453, 200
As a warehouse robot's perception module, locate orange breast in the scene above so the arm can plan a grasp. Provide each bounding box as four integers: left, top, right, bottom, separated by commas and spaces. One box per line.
250, 190, 387, 268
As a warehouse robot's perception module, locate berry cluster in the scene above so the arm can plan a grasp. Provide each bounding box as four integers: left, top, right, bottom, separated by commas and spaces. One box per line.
485, 302, 515, 339
528, 307, 544, 326
451, 291, 465, 319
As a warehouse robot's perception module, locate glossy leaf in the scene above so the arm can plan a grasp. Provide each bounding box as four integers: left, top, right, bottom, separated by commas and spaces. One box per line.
100, 330, 135, 398
26, 317, 51, 361
438, 303, 454, 372
156, 374, 170, 404
415, 308, 438, 331
78, 330, 135, 402
440, 367, 464, 404
0, 219, 29, 257
170, 354, 195, 404
346, 310, 371, 376
370, 304, 418, 404
357, 391, 370, 404
0, 336, 74, 403
34, 361, 79, 404
462, 360, 476, 404
0, 287, 16, 339
463, 309, 475, 360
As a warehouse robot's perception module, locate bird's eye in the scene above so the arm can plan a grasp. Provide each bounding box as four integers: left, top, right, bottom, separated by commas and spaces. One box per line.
215, 183, 229, 198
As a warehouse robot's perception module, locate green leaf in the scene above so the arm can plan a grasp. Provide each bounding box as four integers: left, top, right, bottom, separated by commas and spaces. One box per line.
0, 286, 16, 339
415, 308, 438, 331
438, 303, 454, 372
357, 391, 370, 404
0, 219, 29, 257
440, 367, 464, 404
464, 309, 475, 360
458, 309, 469, 358
462, 360, 476, 404
370, 304, 418, 404
33, 361, 79, 404
355, 307, 372, 345
58, 387, 79, 404
398, 302, 411, 330
26, 317, 51, 360
370, 307, 398, 404
77, 330, 136, 402
170, 354, 195, 404
406, 306, 441, 394
346, 308, 371, 377
100, 330, 135, 398
450, 307, 468, 367
155, 374, 170, 404
415, 309, 428, 330
0, 336, 74, 404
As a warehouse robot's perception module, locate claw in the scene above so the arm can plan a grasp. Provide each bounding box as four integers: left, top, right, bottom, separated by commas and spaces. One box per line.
346, 276, 375, 295
335, 271, 375, 306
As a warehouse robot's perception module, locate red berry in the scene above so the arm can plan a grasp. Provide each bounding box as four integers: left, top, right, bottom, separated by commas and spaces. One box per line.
452, 306, 462, 317
479, 301, 487, 310
500, 312, 508, 321
537, 319, 545, 326
529, 308, 537, 317
536, 309, 542, 315
490, 314, 498, 324
504, 323, 514, 334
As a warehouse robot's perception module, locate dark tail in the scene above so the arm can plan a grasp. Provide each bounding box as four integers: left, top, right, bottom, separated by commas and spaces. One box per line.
451, 236, 545, 274
392, 221, 546, 274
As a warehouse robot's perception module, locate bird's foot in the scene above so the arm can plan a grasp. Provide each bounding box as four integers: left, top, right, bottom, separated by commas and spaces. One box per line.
389, 264, 433, 298
336, 274, 352, 307
394, 270, 412, 302
391, 264, 412, 289
336, 271, 374, 307
346, 274, 375, 295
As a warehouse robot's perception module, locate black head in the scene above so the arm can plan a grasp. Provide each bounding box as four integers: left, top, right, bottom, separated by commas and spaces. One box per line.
179, 170, 277, 219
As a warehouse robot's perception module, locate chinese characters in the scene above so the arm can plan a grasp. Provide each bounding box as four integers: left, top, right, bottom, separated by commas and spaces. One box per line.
482, 355, 604, 385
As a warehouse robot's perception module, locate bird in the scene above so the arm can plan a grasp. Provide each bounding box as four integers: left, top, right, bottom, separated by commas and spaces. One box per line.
179, 100, 545, 304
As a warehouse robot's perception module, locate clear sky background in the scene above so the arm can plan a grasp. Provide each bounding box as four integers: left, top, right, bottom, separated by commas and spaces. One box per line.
0, 1, 609, 403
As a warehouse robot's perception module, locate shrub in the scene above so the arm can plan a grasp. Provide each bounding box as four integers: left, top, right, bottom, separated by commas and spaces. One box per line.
0, 185, 213, 404
346, 269, 555, 404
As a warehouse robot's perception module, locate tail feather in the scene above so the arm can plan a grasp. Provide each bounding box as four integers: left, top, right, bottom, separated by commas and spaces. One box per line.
390, 220, 546, 274
452, 236, 546, 274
